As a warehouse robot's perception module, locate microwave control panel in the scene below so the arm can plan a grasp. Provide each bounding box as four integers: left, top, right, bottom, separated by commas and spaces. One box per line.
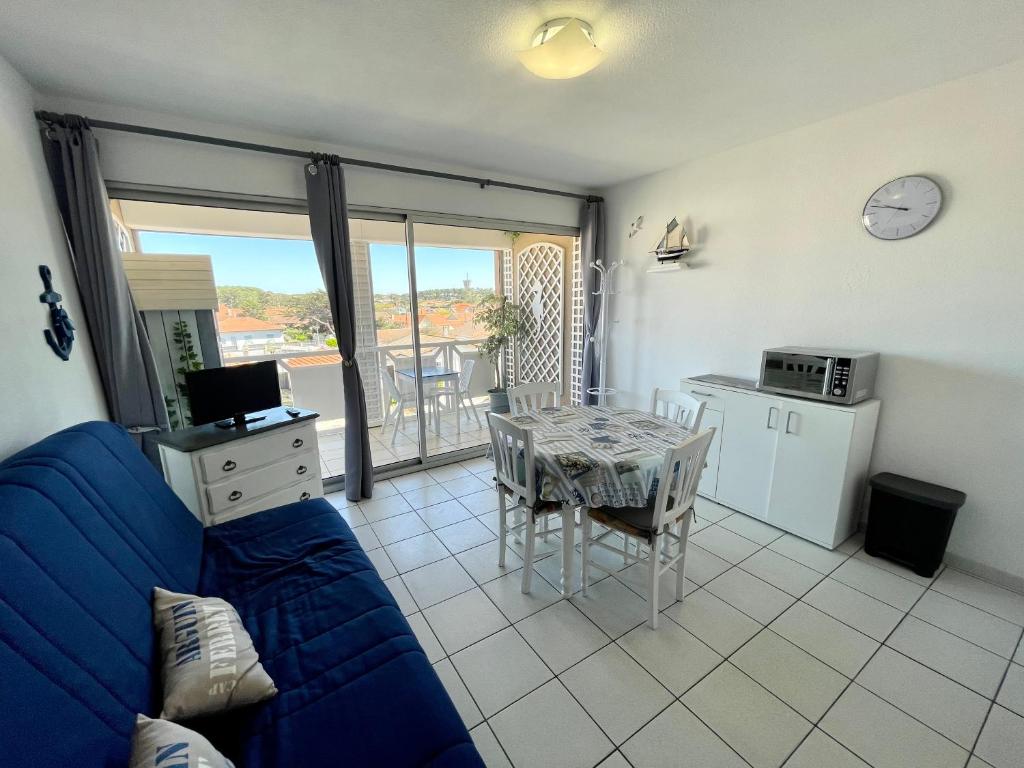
830, 358, 852, 398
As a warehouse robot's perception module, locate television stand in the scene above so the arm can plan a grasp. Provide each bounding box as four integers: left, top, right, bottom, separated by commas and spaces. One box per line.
215, 412, 268, 429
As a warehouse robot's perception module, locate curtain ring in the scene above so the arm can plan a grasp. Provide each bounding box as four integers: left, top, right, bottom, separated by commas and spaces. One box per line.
307, 163, 318, 175
342, 359, 354, 368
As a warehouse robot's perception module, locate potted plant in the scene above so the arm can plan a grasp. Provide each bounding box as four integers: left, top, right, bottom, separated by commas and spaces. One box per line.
477, 295, 530, 413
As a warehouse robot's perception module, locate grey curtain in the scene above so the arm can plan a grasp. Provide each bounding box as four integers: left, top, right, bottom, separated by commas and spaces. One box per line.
40, 113, 168, 461
305, 154, 374, 500
580, 199, 605, 406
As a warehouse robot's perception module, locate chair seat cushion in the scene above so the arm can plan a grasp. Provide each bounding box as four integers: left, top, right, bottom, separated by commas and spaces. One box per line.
197, 499, 482, 768
586, 496, 682, 542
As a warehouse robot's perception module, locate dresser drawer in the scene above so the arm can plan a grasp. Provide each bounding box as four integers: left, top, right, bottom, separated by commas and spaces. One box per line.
208, 476, 323, 525
205, 450, 318, 514
199, 423, 317, 483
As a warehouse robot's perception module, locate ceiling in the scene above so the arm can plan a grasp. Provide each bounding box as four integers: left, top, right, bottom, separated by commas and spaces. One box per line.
2, 0, 1023, 188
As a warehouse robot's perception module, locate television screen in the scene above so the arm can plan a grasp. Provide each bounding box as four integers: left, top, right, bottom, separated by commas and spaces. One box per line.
186, 361, 282, 426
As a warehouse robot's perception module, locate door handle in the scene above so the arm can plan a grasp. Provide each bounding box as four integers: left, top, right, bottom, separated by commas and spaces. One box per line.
228, 490, 243, 502
766, 406, 778, 430
300, 491, 311, 501
296, 465, 308, 475
222, 459, 237, 472
784, 411, 797, 435
292, 438, 304, 448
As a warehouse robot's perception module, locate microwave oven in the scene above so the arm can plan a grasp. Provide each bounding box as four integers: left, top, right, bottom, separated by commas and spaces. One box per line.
759, 347, 878, 405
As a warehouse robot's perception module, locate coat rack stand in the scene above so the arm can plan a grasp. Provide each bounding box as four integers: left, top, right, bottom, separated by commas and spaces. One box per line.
586, 258, 623, 407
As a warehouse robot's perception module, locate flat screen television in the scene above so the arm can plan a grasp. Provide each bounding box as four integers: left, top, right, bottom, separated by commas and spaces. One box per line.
186, 361, 282, 427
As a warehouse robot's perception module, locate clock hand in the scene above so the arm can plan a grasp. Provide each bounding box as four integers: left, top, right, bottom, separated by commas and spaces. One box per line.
867, 204, 910, 211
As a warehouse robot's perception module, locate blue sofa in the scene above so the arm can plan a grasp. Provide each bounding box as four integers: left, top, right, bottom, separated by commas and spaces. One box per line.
0, 422, 484, 767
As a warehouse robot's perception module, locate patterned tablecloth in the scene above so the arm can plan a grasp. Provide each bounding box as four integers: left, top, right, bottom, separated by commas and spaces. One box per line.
508, 405, 694, 508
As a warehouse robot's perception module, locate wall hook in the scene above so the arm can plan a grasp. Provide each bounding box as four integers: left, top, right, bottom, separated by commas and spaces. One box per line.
38, 265, 75, 361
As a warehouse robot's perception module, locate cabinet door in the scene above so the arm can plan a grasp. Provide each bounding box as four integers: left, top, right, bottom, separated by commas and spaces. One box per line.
767, 405, 853, 545
715, 392, 781, 519
696, 408, 724, 498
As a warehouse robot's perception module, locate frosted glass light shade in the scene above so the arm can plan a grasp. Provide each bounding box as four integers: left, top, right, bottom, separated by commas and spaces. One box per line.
517, 18, 605, 80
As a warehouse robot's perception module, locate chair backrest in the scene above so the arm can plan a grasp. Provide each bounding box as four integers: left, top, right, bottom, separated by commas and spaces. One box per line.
651, 428, 716, 531
458, 358, 476, 393
650, 387, 706, 431
381, 367, 403, 400
487, 412, 536, 506
508, 381, 560, 415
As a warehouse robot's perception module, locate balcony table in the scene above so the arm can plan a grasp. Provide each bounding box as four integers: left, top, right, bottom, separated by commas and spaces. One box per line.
395, 366, 459, 435
510, 404, 695, 594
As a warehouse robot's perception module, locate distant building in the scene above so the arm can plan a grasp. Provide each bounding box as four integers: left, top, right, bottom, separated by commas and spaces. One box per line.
216, 306, 286, 351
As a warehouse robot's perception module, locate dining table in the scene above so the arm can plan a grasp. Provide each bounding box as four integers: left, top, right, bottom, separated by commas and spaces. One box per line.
395, 366, 459, 435
510, 404, 696, 594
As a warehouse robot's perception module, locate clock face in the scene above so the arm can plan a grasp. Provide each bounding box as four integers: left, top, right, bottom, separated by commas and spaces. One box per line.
862, 175, 942, 240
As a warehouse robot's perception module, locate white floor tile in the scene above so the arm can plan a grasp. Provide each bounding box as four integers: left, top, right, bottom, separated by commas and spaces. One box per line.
1016, 638, 1024, 665
406, 611, 444, 663
385, 531, 450, 573
358, 493, 413, 523
739, 548, 824, 597
383, 574, 417, 616
717, 513, 785, 545
475, 508, 502, 535
974, 704, 1024, 768
433, 658, 484, 729
423, 588, 510, 654
769, 602, 879, 678
693, 497, 736, 523
459, 488, 501, 515
571, 576, 650, 638
830, 557, 927, 611
614, 562, 698, 610
595, 752, 630, 768
853, 548, 935, 586
517, 601, 610, 674
351, 523, 382, 551
402, 557, 476, 608
931, 569, 1024, 626
704, 567, 796, 624
481, 570, 563, 623
336, 504, 367, 527
662, 589, 762, 657
445, 473, 492, 498
618, 619, 723, 696
457, 540, 524, 585
856, 647, 990, 749
681, 543, 733, 586
783, 729, 870, 768
621, 701, 746, 768
460, 456, 494, 473
732, 629, 848, 721
690, 525, 761, 564
886, 615, 1009, 698
369, 479, 399, 499
391, 471, 436, 493
836, 531, 865, 556
769, 534, 848, 574
417, 498, 475, 530
910, 590, 1022, 659
435, 516, 496, 554
370, 510, 430, 546
802, 578, 904, 641
561, 644, 674, 745
365, 546, 397, 579
682, 663, 812, 768
428, 463, 473, 482
489, 680, 614, 768
324, 490, 357, 509
451, 627, 552, 717
966, 757, 996, 768
402, 482, 455, 510
821, 684, 968, 768
469, 723, 512, 768
997, 662, 1024, 717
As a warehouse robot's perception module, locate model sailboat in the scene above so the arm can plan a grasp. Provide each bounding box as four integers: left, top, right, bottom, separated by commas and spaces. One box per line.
650, 217, 691, 261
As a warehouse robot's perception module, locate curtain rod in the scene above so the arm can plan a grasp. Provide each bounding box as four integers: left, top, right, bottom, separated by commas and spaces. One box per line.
35, 111, 603, 204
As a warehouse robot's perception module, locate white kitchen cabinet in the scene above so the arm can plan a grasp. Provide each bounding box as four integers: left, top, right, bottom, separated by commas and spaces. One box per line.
681, 378, 880, 548
697, 407, 724, 498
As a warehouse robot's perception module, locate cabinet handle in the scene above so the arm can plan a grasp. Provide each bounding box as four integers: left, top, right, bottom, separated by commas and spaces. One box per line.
222, 459, 237, 472
766, 406, 778, 430
784, 411, 797, 435
292, 438, 304, 448
228, 490, 243, 502
296, 465, 308, 475
691, 390, 715, 397
300, 491, 311, 501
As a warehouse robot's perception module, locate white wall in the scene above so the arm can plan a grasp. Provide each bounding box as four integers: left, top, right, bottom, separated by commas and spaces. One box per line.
36, 95, 586, 229
602, 59, 1024, 586
0, 55, 108, 458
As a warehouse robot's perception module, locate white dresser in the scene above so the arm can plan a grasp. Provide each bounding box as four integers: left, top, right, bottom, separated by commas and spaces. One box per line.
681, 377, 880, 549
156, 407, 323, 527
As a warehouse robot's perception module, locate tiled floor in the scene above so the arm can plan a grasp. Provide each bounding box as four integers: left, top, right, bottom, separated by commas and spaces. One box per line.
325, 459, 1024, 768
317, 395, 491, 477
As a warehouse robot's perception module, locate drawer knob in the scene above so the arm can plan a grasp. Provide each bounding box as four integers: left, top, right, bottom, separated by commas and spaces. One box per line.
222, 459, 237, 472
300, 491, 311, 501
228, 490, 243, 502
296, 465, 308, 476
292, 438, 304, 448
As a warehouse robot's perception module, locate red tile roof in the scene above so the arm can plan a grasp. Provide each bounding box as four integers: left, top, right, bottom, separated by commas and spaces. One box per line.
280, 354, 342, 368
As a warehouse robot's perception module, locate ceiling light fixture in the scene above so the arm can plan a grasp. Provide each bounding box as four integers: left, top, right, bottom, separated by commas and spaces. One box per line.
517, 18, 605, 80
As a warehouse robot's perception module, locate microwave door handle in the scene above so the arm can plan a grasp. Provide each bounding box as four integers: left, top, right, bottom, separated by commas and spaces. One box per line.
823, 357, 836, 395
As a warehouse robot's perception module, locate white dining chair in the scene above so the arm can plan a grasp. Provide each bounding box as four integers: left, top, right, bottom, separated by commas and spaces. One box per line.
380, 370, 417, 445
488, 412, 576, 596
580, 428, 716, 629
450, 358, 482, 429
650, 387, 706, 431
508, 381, 561, 415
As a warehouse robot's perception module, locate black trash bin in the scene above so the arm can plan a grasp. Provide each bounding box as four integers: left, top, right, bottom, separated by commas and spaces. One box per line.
864, 473, 966, 578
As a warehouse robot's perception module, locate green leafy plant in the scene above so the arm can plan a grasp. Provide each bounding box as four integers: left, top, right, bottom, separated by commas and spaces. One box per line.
476, 295, 530, 392
170, 320, 203, 428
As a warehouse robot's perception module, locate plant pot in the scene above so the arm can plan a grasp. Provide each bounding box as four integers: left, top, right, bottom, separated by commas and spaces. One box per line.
488, 388, 510, 414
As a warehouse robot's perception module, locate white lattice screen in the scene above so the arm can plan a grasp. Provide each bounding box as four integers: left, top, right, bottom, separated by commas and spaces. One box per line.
517, 242, 564, 386
501, 249, 516, 388
350, 240, 383, 425
569, 237, 584, 405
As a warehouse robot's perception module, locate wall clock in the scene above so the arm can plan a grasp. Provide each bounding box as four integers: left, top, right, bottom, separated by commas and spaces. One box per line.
862, 175, 942, 240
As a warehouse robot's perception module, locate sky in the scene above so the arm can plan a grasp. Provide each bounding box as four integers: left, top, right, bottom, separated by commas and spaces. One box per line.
137, 231, 496, 295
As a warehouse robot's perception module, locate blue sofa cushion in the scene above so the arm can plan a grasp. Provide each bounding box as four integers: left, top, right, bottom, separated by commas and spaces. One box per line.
0, 422, 203, 768
199, 499, 483, 768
